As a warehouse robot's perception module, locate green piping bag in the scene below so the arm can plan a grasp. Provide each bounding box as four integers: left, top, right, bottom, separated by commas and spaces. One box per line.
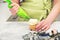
4, 0, 30, 20
4, 0, 12, 8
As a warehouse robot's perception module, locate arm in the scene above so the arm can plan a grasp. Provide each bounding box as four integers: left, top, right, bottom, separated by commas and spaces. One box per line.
36, 0, 60, 31
46, 1, 60, 24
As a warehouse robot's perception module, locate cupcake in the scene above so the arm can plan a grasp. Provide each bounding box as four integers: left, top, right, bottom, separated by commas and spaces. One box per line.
28, 19, 38, 31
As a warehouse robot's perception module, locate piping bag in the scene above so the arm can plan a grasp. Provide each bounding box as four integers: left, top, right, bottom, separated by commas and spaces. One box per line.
4, 0, 31, 20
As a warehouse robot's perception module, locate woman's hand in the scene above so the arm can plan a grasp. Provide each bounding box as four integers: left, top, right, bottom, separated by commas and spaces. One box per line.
10, 2, 20, 16
36, 1, 60, 32
36, 19, 51, 31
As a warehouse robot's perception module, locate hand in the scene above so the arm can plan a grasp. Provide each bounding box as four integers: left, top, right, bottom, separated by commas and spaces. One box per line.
10, 2, 20, 16
36, 20, 51, 31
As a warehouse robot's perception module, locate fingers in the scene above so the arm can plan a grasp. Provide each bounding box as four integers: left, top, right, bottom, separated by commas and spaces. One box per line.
42, 25, 48, 30
36, 20, 50, 31
10, 3, 17, 7
42, 25, 50, 31
44, 25, 50, 31
10, 2, 19, 7
36, 20, 44, 30
38, 22, 46, 31
13, 5, 18, 11
38, 25, 50, 32
10, 0, 15, 6
10, 3, 15, 7
10, 3, 19, 16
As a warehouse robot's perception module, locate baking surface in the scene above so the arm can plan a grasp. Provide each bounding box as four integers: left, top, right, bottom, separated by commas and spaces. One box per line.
0, 22, 30, 40
0, 22, 59, 40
